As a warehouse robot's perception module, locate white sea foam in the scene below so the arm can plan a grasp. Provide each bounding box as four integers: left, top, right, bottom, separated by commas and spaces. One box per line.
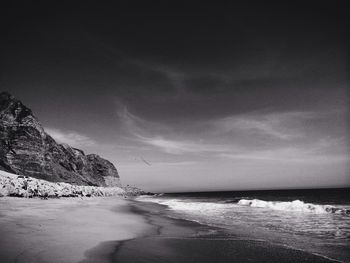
138, 196, 225, 211
138, 196, 349, 215
137, 195, 350, 263
237, 199, 349, 214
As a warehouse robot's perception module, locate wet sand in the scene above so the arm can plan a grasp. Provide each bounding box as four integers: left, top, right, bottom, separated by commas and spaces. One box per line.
114, 238, 339, 263
86, 200, 341, 263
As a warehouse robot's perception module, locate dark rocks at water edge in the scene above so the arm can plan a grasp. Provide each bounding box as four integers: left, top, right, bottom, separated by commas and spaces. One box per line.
0, 91, 120, 187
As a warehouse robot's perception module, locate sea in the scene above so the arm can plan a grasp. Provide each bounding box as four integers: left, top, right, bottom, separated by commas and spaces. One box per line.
137, 188, 350, 263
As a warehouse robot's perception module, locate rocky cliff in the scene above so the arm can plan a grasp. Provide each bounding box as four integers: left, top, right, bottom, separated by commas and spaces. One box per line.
0, 92, 120, 187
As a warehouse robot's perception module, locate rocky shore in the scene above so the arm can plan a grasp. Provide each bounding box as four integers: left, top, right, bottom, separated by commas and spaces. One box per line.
0, 170, 145, 198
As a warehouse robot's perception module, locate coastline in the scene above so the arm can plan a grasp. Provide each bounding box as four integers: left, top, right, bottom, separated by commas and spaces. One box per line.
84, 199, 342, 263
0, 196, 344, 263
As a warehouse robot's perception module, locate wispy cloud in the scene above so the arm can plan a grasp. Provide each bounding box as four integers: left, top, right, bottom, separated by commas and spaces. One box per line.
45, 127, 96, 148
220, 136, 349, 163
212, 110, 321, 140
116, 100, 168, 136
116, 101, 231, 155
220, 151, 349, 163
136, 136, 188, 154
116, 101, 348, 165
153, 161, 198, 166
135, 135, 230, 155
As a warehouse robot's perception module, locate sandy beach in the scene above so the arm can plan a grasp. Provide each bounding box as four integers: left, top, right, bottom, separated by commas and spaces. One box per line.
0, 197, 149, 263
0, 197, 344, 263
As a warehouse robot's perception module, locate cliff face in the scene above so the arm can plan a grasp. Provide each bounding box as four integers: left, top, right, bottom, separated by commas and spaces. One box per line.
0, 92, 120, 187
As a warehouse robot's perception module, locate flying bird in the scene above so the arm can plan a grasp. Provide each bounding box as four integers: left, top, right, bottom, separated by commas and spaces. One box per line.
140, 157, 152, 166
132, 156, 152, 166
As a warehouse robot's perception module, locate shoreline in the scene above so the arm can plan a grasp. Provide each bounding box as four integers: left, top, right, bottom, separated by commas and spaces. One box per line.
84, 199, 341, 263
0, 196, 345, 263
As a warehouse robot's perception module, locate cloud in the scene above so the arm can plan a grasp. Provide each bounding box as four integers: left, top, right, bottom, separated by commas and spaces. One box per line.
116, 100, 169, 136
212, 110, 321, 140
45, 128, 96, 148
116, 101, 349, 165
153, 161, 198, 166
220, 151, 349, 163
135, 135, 230, 155
220, 137, 350, 163
137, 136, 186, 154
116, 101, 231, 155
125, 57, 186, 86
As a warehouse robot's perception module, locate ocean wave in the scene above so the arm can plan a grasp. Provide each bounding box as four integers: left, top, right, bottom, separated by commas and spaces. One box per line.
137, 196, 350, 215
237, 199, 350, 214
137, 196, 230, 213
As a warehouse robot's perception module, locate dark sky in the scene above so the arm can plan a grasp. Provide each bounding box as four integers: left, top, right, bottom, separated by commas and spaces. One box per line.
1, 2, 349, 192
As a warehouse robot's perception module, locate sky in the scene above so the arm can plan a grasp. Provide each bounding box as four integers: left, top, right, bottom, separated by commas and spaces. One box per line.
1, 2, 349, 192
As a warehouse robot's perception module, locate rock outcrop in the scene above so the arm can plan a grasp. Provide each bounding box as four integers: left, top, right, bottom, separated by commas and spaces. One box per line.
0, 91, 120, 187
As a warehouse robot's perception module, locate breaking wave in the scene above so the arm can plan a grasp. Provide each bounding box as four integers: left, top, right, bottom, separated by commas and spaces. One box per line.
137, 193, 350, 263
237, 199, 350, 214
138, 196, 350, 215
